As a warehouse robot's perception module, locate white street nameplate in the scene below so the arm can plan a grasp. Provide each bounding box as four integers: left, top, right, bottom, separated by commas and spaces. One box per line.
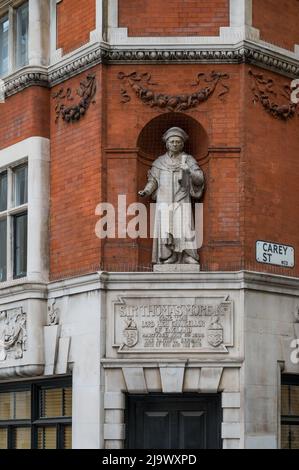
256, 241, 295, 268
113, 296, 233, 354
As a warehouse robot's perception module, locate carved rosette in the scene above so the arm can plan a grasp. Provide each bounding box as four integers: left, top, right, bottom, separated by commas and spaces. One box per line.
52, 74, 96, 123
249, 69, 299, 120
0, 308, 27, 361
118, 71, 230, 111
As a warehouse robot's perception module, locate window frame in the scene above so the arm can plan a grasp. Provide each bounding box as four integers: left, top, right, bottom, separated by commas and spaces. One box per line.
0, 0, 28, 78
281, 374, 299, 449
0, 160, 28, 282
0, 12, 9, 76
0, 376, 72, 449
0, 136, 50, 286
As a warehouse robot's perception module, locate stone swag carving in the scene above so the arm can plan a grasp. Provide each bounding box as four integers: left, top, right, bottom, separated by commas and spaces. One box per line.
0, 308, 27, 361
249, 69, 299, 120
118, 71, 230, 111
139, 127, 204, 265
53, 74, 96, 123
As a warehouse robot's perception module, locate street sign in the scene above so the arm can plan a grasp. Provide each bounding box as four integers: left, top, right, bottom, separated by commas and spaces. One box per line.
256, 241, 295, 268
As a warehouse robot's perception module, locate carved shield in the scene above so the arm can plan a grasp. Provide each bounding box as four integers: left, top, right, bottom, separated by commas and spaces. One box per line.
207, 328, 223, 348
123, 325, 138, 348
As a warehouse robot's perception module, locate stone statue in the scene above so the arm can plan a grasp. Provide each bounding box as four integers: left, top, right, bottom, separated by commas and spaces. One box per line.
139, 127, 204, 265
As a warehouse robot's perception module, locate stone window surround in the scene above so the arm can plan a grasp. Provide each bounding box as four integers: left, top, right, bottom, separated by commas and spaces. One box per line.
0, 137, 50, 287
0, 161, 28, 282
0, 0, 51, 75
0, 0, 29, 76
102, 362, 242, 449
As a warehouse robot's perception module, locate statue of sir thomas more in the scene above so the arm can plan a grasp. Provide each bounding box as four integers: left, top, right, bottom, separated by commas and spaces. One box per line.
139, 127, 205, 265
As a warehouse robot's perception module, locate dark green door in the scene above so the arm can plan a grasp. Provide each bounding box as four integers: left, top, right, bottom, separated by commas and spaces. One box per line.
126, 394, 221, 449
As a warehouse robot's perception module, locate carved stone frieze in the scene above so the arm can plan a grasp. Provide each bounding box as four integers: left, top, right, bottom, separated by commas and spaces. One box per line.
0, 308, 27, 362
113, 295, 233, 354
249, 69, 299, 120
2, 42, 299, 97
4, 69, 48, 97
52, 74, 96, 123
118, 71, 230, 111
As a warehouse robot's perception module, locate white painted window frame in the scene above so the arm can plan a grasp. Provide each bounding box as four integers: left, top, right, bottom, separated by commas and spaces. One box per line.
0, 137, 50, 286
0, 161, 28, 281
0, 0, 50, 77
0, 0, 29, 76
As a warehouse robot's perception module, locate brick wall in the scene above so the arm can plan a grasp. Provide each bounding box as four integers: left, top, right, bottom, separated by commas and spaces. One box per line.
0, 87, 49, 151
119, 0, 229, 37
103, 64, 242, 270
243, 65, 299, 275
2, 66, 295, 279
252, 0, 299, 51
57, 0, 95, 54
50, 67, 103, 280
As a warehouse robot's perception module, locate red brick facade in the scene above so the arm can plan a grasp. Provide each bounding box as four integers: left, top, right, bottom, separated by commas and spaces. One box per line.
119, 0, 229, 37
0, 87, 49, 151
50, 67, 102, 279
252, 0, 299, 51
1, 2, 299, 281
57, 0, 96, 54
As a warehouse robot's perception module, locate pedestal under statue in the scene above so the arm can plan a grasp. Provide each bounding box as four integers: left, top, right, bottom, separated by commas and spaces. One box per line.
139, 127, 204, 266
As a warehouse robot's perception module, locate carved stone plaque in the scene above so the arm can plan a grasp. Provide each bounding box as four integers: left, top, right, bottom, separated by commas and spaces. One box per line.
113, 296, 233, 354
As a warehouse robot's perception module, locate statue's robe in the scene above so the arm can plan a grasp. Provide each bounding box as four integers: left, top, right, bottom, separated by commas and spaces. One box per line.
144, 152, 204, 264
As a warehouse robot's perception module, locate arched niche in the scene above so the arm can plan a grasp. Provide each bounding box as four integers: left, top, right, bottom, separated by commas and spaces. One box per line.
136, 113, 209, 267
137, 112, 209, 163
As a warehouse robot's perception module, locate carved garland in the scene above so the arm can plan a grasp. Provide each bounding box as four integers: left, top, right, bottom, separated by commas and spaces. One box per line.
249, 69, 299, 120
52, 74, 96, 123
118, 71, 230, 111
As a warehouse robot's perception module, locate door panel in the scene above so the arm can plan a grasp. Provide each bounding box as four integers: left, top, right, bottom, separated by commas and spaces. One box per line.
178, 411, 206, 449
126, 394, 221, 449
143, 412, 171, 449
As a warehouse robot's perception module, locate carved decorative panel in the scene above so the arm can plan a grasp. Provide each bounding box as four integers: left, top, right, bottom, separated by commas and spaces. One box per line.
0, 308, 27, 361
118, 71, 230, 111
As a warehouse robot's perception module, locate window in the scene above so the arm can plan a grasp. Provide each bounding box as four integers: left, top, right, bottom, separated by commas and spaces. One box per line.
281, 375, 299, 449
0, 378, 72, 449
16, 2, 29, 68
0, 14, 9, 76
0, 163, 28, 282
0, 1, 28, 77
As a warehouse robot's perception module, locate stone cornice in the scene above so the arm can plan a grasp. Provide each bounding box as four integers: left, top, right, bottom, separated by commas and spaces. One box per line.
4, 66, 49, 97
3, 40, 299, 97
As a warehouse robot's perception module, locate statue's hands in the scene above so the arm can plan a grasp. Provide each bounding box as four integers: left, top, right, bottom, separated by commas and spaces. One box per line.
138, 190, 148, 197
181, 163, 190, 173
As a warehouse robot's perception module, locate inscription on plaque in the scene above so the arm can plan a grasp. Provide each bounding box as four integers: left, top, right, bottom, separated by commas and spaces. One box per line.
113, 296, 233, 354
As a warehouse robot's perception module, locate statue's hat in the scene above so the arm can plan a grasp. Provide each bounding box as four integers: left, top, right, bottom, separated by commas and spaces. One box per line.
163, 127, 189, 143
